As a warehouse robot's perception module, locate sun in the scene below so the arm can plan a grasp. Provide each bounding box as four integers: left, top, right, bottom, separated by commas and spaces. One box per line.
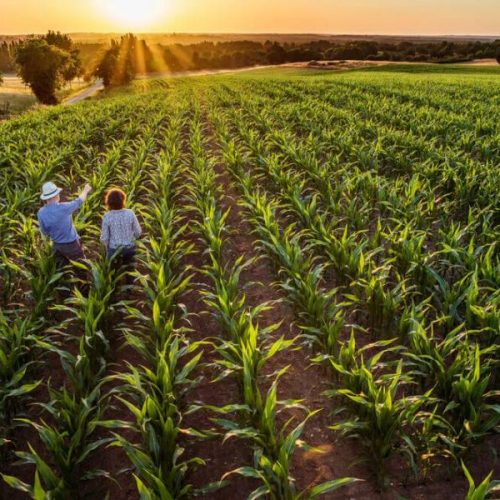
98, 0, 170, 29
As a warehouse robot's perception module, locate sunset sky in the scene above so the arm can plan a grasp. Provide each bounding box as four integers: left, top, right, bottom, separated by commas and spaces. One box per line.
1, 0, 499, 35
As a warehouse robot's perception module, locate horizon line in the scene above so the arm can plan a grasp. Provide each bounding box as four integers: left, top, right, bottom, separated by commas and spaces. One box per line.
1, 31, 499, 38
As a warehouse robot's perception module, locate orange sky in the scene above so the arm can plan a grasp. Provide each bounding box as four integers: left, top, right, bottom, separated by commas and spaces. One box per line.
1, 0, 499, 35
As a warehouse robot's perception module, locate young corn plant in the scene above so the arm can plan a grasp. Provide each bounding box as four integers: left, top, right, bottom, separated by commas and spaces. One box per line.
222, 377, 360, 500
447, 344, 499, 446
405, 319, 499, 455
8, 382, 112, 497
3, 256, 122, 496
108, 339, 205, 499
346, 265, 410, 338
324, 330, 397, 393
0, 250, 22, 307
63, 258, 121, 372
386, 224, 434, 293
331, 360, 430, 488
0, 313, 41, 455
21, 234, 63, 322
461, 461, 500, 500
130, 238, 193, 358
108, 111, 209, 498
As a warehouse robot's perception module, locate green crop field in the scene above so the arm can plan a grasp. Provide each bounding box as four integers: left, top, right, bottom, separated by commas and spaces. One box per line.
0, 65, 499, 499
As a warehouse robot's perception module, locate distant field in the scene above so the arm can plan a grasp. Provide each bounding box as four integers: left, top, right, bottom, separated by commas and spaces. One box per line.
0, 74, 36, 114
0, 74, 90, 115
173, 61, 500, 79
0, 64, 499, 499
361, 62, 500, 75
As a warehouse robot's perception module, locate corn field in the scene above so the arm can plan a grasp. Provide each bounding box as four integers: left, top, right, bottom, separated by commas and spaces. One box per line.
0, 67, 499, 499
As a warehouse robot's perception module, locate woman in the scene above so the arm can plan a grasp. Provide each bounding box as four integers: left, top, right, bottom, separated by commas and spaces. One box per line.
100, 188, 141, 279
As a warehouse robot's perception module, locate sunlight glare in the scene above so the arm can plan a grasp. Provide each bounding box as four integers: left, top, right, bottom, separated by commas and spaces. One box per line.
97, 0, 170, 29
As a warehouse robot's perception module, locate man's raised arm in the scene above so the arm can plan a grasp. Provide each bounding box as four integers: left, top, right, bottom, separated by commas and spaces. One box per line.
78, 183, 92, 202
63, 183, 93, 213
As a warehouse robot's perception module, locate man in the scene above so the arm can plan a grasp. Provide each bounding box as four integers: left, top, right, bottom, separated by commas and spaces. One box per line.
38, 181, 92, 268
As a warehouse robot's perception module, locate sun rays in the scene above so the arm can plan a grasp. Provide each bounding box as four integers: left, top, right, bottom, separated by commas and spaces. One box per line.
96, 0, 170, 29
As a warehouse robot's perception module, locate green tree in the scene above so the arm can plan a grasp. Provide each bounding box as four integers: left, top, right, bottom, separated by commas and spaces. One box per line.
44, 30, 73, 51
16, 39, 70, 104
15, 32, 81, 105
94, 40, 120, 87
95, 34, 151, 88
44, 31, 81, 82
115, 34, 138, 85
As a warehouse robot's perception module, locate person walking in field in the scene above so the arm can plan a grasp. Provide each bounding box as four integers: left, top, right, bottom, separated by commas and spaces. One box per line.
100, 188, 141, 282
38, 181, 92, 267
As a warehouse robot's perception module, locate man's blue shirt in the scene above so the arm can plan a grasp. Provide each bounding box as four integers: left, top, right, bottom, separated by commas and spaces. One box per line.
37, 198, 83, 244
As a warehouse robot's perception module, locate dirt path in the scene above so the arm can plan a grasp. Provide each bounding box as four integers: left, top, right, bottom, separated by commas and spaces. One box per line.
63, 79, 104, 104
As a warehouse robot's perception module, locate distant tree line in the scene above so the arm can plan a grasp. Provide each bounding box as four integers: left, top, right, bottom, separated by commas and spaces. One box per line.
0, 41, 16, 72
160, 39, 500, 70
2, 37, 499, 77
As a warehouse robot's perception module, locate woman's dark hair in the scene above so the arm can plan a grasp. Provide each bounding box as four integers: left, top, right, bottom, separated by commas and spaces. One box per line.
105, 188, 126, 210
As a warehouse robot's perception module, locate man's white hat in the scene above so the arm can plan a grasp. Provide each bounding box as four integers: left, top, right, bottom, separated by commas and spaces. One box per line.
40, 182, 62, 201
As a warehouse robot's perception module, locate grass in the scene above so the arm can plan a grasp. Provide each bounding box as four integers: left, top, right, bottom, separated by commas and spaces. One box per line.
0, 93, 36, 115
0, 75, 36, 115
201, 63, 500, 79
0, 74, 91, 116
361, 63, 500, 75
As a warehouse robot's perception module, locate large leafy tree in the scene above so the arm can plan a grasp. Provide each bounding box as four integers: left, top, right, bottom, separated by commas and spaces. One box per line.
94, 40, 120, 87
95, 34, 155, 88
15, 31, 81, 105
95, 34, 138, 88
45, 31, 82, 82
